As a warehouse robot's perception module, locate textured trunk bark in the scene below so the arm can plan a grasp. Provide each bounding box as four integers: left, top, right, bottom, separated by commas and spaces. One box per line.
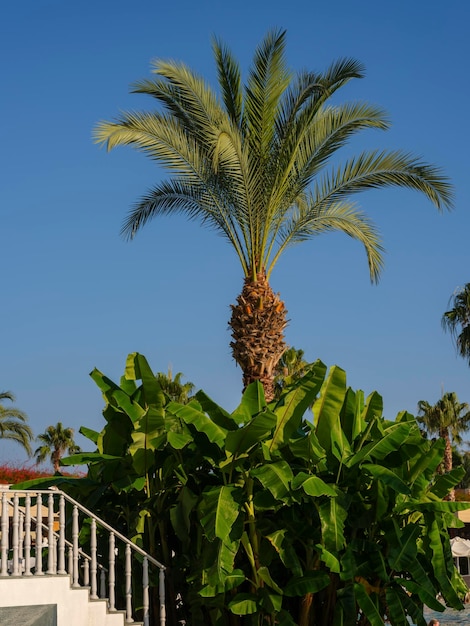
229, 271, 288, 403
52, 450, 61, 473
442, 429, 455, 501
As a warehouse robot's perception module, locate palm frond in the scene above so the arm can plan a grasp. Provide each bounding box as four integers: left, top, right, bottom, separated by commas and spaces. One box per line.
244, 29, 291, 158
318, 57, 366, 99
313, 150, 454, 211
268, 199, 384, 281
212, 36, 243, 126
95, 111, 210, 172
268, 103, 390, 219
121, 179, 250, 273
275, 57, 366, 145
131, 77, 200, 130
145, 59, 224, 133
0, 419, 33, 455
0, 390, 15, 402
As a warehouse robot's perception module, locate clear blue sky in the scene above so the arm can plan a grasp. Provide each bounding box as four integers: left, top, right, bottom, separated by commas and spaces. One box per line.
2, 0, 469, 466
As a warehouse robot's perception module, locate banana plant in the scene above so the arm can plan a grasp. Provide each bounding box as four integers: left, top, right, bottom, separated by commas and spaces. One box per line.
22, 353, 470, 626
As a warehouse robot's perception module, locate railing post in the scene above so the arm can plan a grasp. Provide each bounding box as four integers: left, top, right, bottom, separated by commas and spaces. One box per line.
53, 536, 58, 574
68, 545, 73, 576
83, 556, 90, 586
142, 557, 149, 626
125, 543, 133, 622
24, 493, 32, 575
90, 517, 98, 599
159, 567, 166, 626
72, 504, 79, 587
47, 492, 55, 574
19, 511, 24, 564
1, 491, 9, 576
12, 492, 19, 575
100, 567, 106, 598
108, 532, 116, 611
57, 494, 66, 574
35, 494, 44, 575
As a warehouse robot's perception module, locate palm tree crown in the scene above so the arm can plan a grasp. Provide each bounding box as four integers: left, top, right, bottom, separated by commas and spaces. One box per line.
442, 284, 470, 366
417, 391, 470, 500
95, 29, 453, 400
34, 422, 80, 473
0, 391, 33, 456
156, 368, 194, 404
273, 347, 313, 399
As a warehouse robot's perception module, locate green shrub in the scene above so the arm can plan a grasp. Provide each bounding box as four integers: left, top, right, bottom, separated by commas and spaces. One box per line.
25, 353, 470, 625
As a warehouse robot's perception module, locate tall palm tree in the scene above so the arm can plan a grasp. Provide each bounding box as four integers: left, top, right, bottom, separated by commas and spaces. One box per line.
34, 422, 80, 473
417, 391, 470, 500
0, 391, 33, 456
442, 284, 470, 366
156, 367, 194, 404
95, 29, 453, 401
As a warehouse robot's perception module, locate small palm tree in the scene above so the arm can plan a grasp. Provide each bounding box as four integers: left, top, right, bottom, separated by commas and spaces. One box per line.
442, 284, 470, 366
95, 29, 453, 401
156, 367, 194, 404
273, 347, 313, 399
417, 391, 470, 500
34, 422, 81, 473
0, 391, 33, 456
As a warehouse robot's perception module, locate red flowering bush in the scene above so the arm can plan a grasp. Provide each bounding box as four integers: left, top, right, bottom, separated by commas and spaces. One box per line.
0, 463, 83, 484
0, 463, 52, 484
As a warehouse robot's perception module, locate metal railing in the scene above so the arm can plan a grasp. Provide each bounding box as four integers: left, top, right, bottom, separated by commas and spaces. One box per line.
0, 487, 166, 625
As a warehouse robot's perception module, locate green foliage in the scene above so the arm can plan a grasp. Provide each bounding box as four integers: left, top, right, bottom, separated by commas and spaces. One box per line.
37, 353, 469, 625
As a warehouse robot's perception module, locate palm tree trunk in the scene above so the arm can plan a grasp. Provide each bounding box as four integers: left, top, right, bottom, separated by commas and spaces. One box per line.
229, 271, 288, 402
52, 450, 61, 473
442, 429, 456, 501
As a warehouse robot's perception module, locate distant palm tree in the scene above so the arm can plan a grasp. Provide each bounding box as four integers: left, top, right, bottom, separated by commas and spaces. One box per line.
34, 422, 80, 473
442, 284, 470, 366
273, 347, 313, 399
95, 29, 453, 401
417, 391, 470, 500
156, 368, 194, 404
453, 448, 470, 490
0, 391, 33, 456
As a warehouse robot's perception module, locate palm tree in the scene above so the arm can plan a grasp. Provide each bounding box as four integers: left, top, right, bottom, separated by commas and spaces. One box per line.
0, 391, 33, 456
95, 29, 453, 401
273, 347, 313, 399
417, 392, 470, 500
156, 367, 194, 404
34, 422, 80, 473
442, 284, 470, 366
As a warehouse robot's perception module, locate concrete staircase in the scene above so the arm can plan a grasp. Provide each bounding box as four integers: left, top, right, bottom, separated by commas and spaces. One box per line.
0, 575, 138, 626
